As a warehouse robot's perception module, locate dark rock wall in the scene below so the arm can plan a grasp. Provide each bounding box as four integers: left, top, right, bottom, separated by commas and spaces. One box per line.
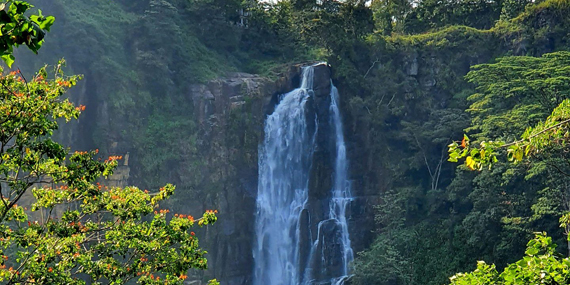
187, 67, 300, 284
186, 64, 377, 284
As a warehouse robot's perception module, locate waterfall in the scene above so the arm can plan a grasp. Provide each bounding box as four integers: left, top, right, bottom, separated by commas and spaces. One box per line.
253, 64, 353, 285
302, 82, 353, 285
326, 83, 354, 284
253, 66, 316, 285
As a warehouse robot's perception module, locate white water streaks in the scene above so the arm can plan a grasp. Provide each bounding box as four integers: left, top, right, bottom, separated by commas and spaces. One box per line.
253, 66, 316, 285
253, 64, 353, 285
326, 83, 354, 284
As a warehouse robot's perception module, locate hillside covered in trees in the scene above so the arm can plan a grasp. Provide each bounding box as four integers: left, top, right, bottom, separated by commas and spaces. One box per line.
5, 0, 570, 284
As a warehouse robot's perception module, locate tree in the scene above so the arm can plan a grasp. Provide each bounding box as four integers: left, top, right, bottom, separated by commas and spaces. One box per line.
372, 0, 507, 35
448, 51, 570, 283
0, 63, 219, 285
449, 51, 570, 171
0, 0, 55, 67
0, 2, 219, 284
450, 232, 570, 284
370, 0, 413, 34
448, 53, 570, 245
500, 0, 536, 20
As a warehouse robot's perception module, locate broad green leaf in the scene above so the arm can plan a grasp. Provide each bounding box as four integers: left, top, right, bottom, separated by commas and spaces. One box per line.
2, 53, 15, 67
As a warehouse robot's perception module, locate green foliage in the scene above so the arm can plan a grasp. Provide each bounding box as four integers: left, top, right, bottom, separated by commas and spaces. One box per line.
444, 25, 570, 285
450, 233, 570, 284
449, 51, 570, 169
0, 0, 54, 67
244, 1, 310, 69
500, 0, 535, 20
0, 62, 219, 284
405, 0, 503, 33
134, 112, 198, 189
370, 0, 535, 35
354, 1, 570, 284
352, 228, 414, 285
450, 261, 500, 285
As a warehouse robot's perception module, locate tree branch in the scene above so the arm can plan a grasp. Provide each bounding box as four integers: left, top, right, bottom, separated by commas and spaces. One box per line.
502, 118, 570, 148
363, 58, 379, 79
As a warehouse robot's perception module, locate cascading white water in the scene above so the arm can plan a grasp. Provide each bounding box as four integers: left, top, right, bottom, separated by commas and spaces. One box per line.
254, 64, 353, 285
253, 66, 317, 285
302, 81, 353, 285
326, 83, 354, 284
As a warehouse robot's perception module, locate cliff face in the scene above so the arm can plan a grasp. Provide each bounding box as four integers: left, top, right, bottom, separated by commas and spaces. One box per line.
186, 68, 297, 284
185, 64, 377, 284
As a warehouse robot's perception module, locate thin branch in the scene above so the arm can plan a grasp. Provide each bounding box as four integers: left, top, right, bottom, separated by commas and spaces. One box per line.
502, 118, 570, 148
546, 162, 570, 177
433, 141, 449, 191
0, 183, 7, 212
0, 181, 32, 222
412, 132, 434, 182
363, 58, 380, 79
364, 104, 372, 115
387, 93, 396, 107
378, 93, 386, 106
15, 68, 30, 95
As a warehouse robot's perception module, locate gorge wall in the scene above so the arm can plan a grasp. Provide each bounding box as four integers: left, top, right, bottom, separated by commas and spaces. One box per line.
187, 64, 376, 284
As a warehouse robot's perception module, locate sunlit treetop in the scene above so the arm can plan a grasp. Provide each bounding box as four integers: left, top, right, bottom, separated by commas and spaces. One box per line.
449, 51, 570, 170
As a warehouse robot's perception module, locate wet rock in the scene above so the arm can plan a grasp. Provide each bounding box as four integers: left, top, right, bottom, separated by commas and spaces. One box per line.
405, 53, 419, 76
421, 76, 437, 89
310, 219, 344, 281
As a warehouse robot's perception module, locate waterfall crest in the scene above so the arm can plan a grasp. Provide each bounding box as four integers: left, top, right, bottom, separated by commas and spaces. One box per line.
253, 64, 353, 285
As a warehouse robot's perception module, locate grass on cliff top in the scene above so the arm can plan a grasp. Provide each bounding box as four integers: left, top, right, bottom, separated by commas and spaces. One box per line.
383, 26, 493, 50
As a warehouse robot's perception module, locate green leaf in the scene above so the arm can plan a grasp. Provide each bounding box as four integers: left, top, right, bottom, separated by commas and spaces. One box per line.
2, 53, 15, 67
40, 16, 55, 31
